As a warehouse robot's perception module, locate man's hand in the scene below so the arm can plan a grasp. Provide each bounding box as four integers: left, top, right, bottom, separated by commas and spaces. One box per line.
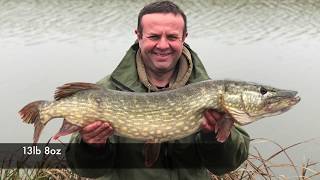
201, 109, 234, 143
80, 120, 113, 148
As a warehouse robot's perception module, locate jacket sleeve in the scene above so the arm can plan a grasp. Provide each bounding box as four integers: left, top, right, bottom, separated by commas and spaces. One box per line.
65, 130, 117, 178
195, 125, 250, 175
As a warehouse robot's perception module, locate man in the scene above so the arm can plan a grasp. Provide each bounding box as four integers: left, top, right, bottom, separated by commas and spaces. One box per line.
66, 1, 250, 179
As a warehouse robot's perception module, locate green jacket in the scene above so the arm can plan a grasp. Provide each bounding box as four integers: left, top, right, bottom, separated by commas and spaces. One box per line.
66, 42, 250, 180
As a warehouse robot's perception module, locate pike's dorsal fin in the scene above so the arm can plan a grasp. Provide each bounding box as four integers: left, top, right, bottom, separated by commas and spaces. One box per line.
54, 82, 100, 100
144, 140, 161, 167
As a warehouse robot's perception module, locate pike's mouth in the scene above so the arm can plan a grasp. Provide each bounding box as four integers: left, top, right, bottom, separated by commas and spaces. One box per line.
279, 95, 299, 113
265, 94, 300, 114
279, 107, 291, 113
290, 95, 301, 105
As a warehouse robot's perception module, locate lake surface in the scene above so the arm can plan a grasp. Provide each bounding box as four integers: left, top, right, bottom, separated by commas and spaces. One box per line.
1, 0, 319, 176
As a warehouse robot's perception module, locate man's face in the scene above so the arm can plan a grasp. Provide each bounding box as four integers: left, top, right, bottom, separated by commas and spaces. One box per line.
136, 13, 187, 74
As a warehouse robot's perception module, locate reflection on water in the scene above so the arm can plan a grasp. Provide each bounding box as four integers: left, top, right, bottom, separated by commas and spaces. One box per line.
0, 0, 320, 45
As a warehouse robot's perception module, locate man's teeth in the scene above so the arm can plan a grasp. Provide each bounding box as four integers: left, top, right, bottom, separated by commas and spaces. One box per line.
155, 52, 170, 56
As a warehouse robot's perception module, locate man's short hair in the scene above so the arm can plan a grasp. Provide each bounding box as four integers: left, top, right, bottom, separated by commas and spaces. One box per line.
137, 1, 187, 36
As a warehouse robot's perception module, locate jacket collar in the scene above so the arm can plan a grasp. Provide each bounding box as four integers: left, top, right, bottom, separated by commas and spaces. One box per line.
135, 46, 193, 92
110, 42, 210, 92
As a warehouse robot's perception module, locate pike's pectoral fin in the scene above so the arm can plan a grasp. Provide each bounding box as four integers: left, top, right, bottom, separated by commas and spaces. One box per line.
144, 140, 161, 167
52, 119, 81, 140
54, 82, 101, 100
223, 105, 252, 126
215, 115, 234, 143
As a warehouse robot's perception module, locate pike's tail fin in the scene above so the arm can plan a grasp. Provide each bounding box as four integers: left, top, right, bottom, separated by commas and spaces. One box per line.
19, 100, 48, 144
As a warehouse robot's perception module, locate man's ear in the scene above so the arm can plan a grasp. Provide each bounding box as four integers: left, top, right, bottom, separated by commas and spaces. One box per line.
135, 29, 142, 40
182, 32, 188, 41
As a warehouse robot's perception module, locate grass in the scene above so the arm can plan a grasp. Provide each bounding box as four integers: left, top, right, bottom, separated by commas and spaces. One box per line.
210, 138, 320, 180
0, 138, 319, 180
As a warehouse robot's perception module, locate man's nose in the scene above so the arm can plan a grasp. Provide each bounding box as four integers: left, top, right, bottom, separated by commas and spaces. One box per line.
156, 36, 170, 49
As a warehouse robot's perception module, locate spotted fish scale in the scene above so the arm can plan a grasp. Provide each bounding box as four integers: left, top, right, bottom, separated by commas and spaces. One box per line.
40, 80, 219, 143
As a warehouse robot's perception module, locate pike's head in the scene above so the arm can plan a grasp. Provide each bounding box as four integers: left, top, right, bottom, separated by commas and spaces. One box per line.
221, 81, 300, 125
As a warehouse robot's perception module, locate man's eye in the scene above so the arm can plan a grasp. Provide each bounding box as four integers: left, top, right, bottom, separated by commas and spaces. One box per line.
148, 36, 160, 40
167, 36, 178, 41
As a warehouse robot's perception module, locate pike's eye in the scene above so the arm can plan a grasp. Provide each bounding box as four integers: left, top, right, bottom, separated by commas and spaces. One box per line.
260, 87, 268, 95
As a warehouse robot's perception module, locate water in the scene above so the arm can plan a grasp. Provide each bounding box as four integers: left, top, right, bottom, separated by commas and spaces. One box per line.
1, 0, 319, 176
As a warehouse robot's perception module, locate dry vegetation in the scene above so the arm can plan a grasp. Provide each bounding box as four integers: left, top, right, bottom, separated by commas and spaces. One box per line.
1, 138, 319, 180
211, 138, 320, 180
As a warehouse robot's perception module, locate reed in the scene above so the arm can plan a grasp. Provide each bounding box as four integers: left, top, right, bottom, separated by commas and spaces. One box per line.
210, 138, 320, 180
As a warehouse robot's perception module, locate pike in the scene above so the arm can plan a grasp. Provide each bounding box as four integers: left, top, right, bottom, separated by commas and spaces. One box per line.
19, 80, 300, 167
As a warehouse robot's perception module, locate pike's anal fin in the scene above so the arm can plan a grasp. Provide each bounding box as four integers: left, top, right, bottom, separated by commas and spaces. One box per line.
144, 140, 161, 167
52, 119, 81, 140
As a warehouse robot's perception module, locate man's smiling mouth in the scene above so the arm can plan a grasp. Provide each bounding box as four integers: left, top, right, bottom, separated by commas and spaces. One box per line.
153, 52, 172, 57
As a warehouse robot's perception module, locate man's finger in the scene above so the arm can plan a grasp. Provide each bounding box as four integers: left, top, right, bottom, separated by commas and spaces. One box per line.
93, 126, 114, 140
81, 121, 103, 133
87, 138, 105, 144
81, 122, 111, 140
208, 109, 223, 120
200, 119, 214, 132
203, 110, 216, 126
